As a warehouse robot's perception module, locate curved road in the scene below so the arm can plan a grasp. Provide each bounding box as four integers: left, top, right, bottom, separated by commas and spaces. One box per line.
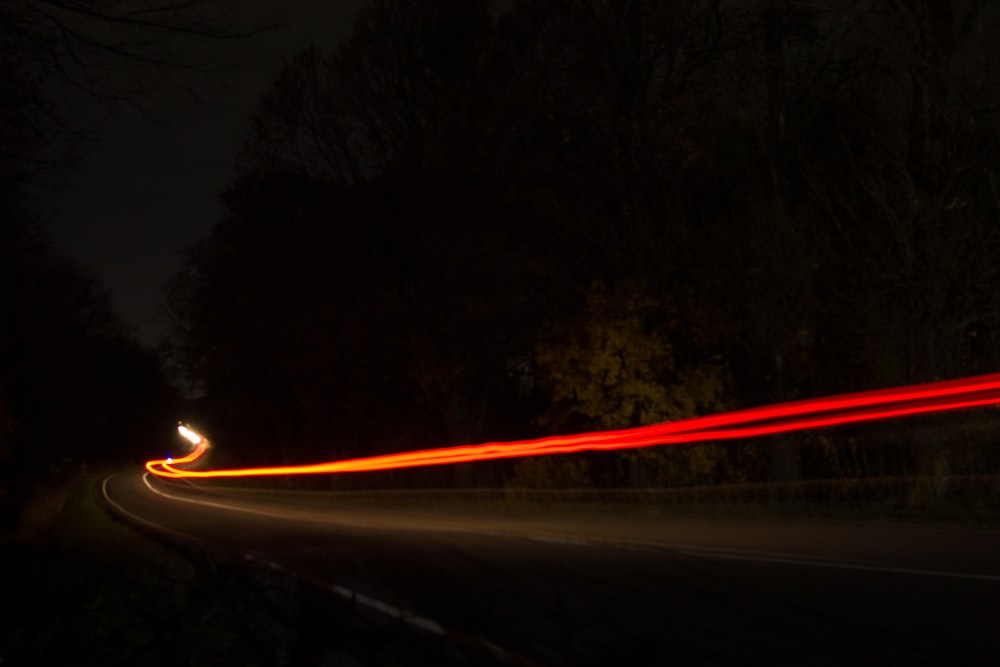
103, 472, 1000, 665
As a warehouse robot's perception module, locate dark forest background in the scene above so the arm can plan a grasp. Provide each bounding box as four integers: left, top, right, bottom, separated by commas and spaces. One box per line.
5, 1, 1000, 525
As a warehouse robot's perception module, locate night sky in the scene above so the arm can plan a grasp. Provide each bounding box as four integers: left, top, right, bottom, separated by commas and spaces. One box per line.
45, 0, 365, 345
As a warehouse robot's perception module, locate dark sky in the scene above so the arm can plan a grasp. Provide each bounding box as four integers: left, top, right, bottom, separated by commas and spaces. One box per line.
45, 0, 366, 346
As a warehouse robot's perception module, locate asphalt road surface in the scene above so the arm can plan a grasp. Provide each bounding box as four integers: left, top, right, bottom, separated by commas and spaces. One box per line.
102, 472, 1000, 665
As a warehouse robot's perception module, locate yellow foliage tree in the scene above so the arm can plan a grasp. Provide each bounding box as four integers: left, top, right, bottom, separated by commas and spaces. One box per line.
535, 281, 736, 486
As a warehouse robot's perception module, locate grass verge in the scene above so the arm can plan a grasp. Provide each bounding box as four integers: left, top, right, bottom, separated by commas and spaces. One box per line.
1, 473, 281, 665
0, 473, 510, 666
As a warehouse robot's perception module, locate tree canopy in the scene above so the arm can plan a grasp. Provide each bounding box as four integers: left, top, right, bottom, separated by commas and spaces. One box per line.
1, 0, 252, 528
166, 0, 1000, 487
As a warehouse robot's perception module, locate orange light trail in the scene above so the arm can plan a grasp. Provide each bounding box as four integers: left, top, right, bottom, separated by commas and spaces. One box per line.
148, 373, 1000, 479
146, 425, 208, 475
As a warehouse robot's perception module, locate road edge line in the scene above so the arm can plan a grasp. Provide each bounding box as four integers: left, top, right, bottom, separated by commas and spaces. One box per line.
669, 546, 1000, 582
102, 473, 543, 667
242, 553, 543, 667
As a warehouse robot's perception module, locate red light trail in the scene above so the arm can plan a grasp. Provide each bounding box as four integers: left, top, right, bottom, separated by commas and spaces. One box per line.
146, 373, 1000, 479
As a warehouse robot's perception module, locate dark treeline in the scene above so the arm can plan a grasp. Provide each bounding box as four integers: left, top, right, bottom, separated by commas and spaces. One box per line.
166, 0, 1000, 488
0, 214, 178, 527
0, 0, 236, 529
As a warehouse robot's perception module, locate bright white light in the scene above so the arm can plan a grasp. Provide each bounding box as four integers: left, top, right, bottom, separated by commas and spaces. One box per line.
177, 425, 203, 445
166, 457, 173, 464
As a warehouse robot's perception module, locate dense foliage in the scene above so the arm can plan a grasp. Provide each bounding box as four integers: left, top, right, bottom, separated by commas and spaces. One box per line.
0, 0, 239, 529
166, 0, 1000, 487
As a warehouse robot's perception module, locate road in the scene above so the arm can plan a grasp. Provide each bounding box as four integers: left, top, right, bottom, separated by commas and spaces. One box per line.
102, 471, 1000, 665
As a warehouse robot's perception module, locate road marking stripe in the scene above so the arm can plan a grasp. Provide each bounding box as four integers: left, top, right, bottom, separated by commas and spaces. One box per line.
136, 474, 1000, 584
141, 473, 310, 520
101, 476, 199, 544
525, 535, 594, 546
107, 474, 540, 667
245, 553, 539, 665
141, 474, 375, 529
671, 546, 1000, 582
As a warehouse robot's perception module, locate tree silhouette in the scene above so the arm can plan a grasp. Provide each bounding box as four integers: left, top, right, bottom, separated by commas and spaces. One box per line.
165, 0, 1000, 487
1, 0, 252, 528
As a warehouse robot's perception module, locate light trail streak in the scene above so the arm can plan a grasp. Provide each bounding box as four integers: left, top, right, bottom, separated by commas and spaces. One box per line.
146, 424, 208, 475
147, 373, 1000, 479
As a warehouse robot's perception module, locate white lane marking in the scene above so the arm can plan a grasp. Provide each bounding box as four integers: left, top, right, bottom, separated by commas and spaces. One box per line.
508, 536, 1000, 583
525, 535, 594, 547
101, 475, 198, 543
112, 474, 535, 666
245, 553, 535, 665
142, 473, 335, 523
515, 537, 1000, 583
263, 556, 444, 635
670, 545, 1000, 582
139, 474, 1000, 584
